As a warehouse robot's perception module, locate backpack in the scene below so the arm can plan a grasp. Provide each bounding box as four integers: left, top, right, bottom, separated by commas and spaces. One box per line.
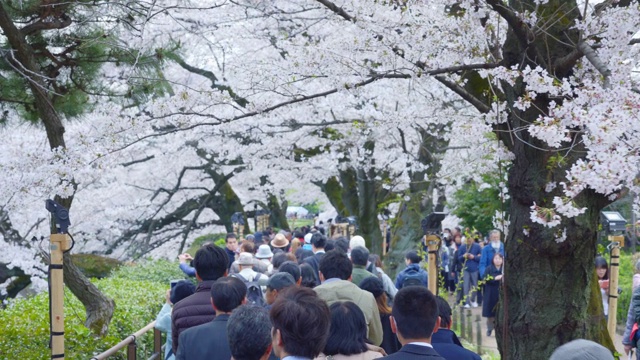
233, 273, 267, 307
402, 267, 426, 288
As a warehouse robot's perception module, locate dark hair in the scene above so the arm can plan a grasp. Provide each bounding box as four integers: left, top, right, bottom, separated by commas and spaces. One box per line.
595, 256, 609, 280
405, 250, 422, 264
319, 250, 353, 280
392, 286, 438, 339
226, 233, 238, 241
297, 249, 315, 263
272, 253, 289, 270
193, 244, 229, 281
211, 277, 247, 312
369, 254, 383, 269
311, 233, 327, 249
359, 276, 391, 315
227, 305, 272, 360
170, 280, 196, 304
335, 237, 349, 253
270, 287, 330, 358
300, 263, 319, 288
435, 296, 452, 328
350, 246, 369, 266
279, 261, 301, 283
324, 302, 369, 356
325, 239, 336, 252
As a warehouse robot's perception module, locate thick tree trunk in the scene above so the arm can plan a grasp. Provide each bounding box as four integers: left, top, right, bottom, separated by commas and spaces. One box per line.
357, 168, 383, 254
0, 3, 114, 336
267, 194, 290, 230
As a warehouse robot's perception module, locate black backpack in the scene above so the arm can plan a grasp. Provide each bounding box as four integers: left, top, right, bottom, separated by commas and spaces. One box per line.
233, 273, 267, 307
402, 268, 426, 288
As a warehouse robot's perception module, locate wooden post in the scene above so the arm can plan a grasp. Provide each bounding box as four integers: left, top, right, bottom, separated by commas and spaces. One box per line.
466, 309, 472, 340
460, 306, 466, 338
476, 314, 482, 355
153, 328, 162, 356
127, 340, 137, 360
426, 234, 440, 295
608, 235, 623, 340
50, 233, 71, 360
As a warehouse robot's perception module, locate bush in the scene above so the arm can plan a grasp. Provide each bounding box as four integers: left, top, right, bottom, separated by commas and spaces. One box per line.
186, 233, 226, 255
0, 259, 183, 359
616, 251, 637, 325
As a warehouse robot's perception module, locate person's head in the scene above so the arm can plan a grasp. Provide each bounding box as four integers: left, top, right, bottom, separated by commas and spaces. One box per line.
210, 276, 247, 313
271, 233, 290, 251
240, 241, 256, 255
434, 296, 452, 329
227, 305, 272, 360
299, 263, 319, 288
270, 287, 330, 359
193, 244, 229, 281
489, 229, 501, 247
405, 250, 422, 265
271, 252, 290, 270
464, 235, 474, 245
170, 280, 196, 305
266, 272, 296, 305
349, 236, 366, 251
319, 250, 353, 281
335, 237, 349, 253
226, 233, 238, 252
350, 246, 369, 267
290, 238, 301, 254
359, 276, 391, 315
245, 234, 255, 243
278, 261, 301, 285
311, 233, 327, 251
324, 302, 369, 356
493, 253, 504, 268
549, 339, 615, 360
391, 286, 440, 343
297, 249, 315, 263
453, 234, 462, 245
237, 252, 254, 269
325, 239, 336, 252
369, 254, 383, 269
255, 244, 274, 261
595, 256, 609, 280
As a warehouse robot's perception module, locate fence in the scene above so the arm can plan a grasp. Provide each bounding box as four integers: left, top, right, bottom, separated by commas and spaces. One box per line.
90, 321, 162, 360
452, 306, 485, 356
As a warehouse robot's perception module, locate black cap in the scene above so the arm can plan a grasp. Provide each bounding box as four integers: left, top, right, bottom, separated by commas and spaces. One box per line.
267, 272, 296, 291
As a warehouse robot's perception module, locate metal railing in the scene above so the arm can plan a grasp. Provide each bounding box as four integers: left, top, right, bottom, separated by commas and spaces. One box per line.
90, 321, 163, 360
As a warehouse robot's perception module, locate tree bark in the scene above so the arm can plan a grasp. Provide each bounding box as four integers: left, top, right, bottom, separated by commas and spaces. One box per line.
0, 2, 114, 336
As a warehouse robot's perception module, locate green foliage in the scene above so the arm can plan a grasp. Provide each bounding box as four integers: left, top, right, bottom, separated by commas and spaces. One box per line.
612, 251, 636, 325
71, 254, 123, 279
0, 259, 183, 359
450, 175, 509, 236
186, 233, 227, 255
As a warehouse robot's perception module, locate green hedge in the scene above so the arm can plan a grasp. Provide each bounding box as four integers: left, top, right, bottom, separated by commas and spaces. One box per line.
615, 251, 637, 325
0, 259, 186, 360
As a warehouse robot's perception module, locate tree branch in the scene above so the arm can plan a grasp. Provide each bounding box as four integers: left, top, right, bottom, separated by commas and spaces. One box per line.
20, 14, 72, 36
315, 0, 355, 22
577, 41, 611, 88
434, 75, 491, 114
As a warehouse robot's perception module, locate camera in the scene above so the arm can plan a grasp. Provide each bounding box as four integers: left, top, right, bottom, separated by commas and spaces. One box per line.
45, 199, 71, 234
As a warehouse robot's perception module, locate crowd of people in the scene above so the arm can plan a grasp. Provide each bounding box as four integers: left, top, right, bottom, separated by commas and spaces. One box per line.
153, 226, 616, 360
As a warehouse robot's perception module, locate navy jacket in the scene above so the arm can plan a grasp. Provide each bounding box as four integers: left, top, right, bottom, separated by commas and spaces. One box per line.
432, 329, 482, 360
225, 248, 235, 270
302, 252, 324, 283
457, 243, 481, 273
175, 314, 231, 360
382, 344, 446, 360
479, 243, 504, 278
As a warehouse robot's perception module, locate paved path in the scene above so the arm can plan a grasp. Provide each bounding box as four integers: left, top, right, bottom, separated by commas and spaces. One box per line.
453, 304, 628, 358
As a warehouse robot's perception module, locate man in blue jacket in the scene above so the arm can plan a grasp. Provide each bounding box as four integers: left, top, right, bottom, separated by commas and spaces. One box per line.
479, 230, 505, 278
432, 297, 481, 360
395, 250, 428, 289
458, 236, 481, 308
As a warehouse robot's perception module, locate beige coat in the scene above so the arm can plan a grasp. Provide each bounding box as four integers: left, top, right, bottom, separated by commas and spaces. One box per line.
314, 345, 386, 360
314, 280, 383, 346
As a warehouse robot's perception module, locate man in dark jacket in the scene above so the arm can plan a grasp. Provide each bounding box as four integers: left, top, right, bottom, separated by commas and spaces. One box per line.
458, 236, 482, 308
225, 233, 238, 270
171, 244, 229, 353
176, 276, 246, 360
431, 297, 481, 360
302, 232, 326, 282
382, 286, 445, 360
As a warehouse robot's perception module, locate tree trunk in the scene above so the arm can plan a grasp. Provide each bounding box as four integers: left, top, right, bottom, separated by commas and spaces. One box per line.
0, 3, 114, 336
267, 194, 290, 230
357, 168, 383, 254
